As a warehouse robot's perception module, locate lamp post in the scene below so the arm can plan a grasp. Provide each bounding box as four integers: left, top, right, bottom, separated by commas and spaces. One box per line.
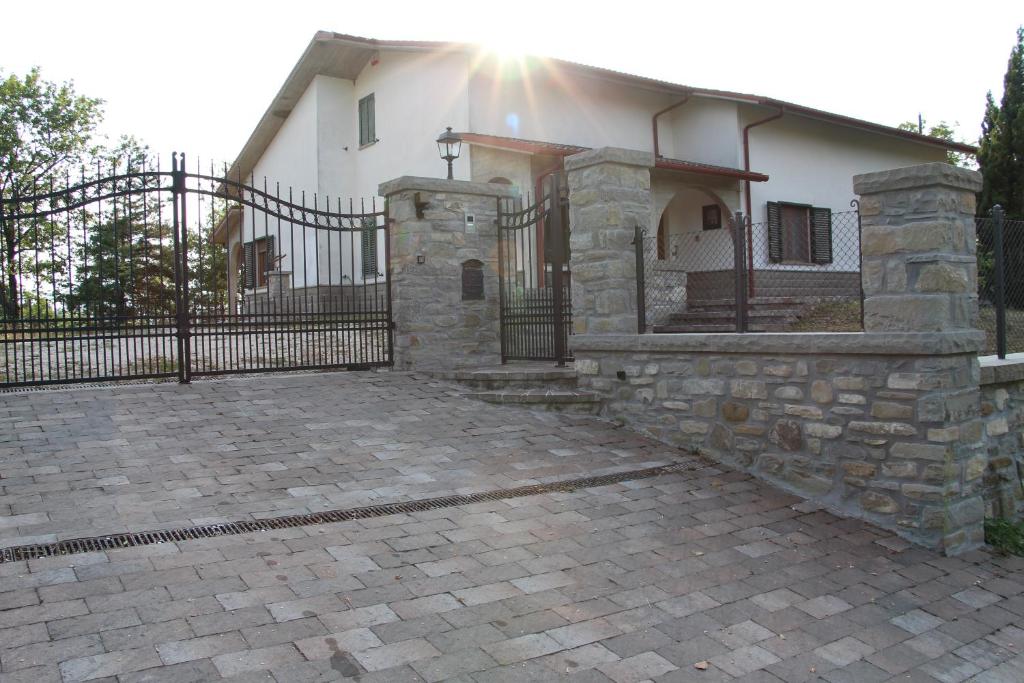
436, 127, 462, 180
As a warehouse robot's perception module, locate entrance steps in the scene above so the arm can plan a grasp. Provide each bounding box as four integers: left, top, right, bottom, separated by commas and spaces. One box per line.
652, 297, 803, 333
432, 363, 602, 414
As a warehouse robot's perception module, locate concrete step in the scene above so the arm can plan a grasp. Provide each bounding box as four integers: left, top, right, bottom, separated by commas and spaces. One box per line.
430, 364, 579, 390
665, 308, 801, 322
652, 320, 798, 333
466, 389, 602, 414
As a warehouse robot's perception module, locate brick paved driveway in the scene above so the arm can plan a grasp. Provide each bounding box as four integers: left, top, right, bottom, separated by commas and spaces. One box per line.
1, 371, 1022, 682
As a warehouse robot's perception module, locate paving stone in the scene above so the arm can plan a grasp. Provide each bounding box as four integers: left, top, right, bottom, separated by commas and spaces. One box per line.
541, 642, 621, 674
59, 647, 162, 681
0, 372, 1015, 682
796, 595, 853, 619
1, 635, 105, 673
814, 636, 875, 666
293, 628, 383, 660
708, 644, 781, 677
156, 632, 247, 665
483, 633, 564, 665
410, 647, 498, 682
118, 659, 221, 683
596, 651, 677, 683
352, 637, 442, 671
210, 643, 303, 677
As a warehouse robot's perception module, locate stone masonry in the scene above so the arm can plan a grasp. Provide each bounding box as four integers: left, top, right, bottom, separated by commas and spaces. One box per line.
979, 357, 1024, 520
566, 148, 654, 335
380, 176, 517, 371
571, 160, 996, 554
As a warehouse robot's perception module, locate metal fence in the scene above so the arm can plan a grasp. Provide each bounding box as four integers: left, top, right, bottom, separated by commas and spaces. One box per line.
977, 207, 1024, 358
636, 206, 862, 333
1, 153, 392, 388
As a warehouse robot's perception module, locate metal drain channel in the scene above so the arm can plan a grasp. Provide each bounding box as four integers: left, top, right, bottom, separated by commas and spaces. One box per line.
0, 461, 701, 564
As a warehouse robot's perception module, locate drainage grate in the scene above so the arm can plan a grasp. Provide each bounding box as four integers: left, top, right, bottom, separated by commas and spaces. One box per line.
0, 460, 702, 563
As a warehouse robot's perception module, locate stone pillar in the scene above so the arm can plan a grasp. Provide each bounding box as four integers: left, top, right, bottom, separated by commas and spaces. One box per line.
266, 271, 291, 299
565, 148, 654, 335
856, 163, 981, 333
379, 176, 517, 372
854, 163, 987, 553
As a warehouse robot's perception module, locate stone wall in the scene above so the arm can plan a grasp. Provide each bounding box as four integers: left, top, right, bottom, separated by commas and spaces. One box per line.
379, 176, 516, 371
573, 333, 985, 552
979, 357, 1024, 520
565, 157, 992, 554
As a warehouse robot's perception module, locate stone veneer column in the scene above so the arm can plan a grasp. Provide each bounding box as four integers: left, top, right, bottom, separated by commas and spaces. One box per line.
856, 163, 982, 333
565, 148, 654, 335
853, 163, 986, 552
379, 176, 517, 372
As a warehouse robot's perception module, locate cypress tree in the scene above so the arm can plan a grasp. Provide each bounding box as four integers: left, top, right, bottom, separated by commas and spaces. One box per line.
979, 27, 1024, 218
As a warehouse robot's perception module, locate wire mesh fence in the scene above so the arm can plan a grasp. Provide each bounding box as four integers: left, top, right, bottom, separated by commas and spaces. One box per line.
976, 210, 1024, 357
637, 207, 862, 332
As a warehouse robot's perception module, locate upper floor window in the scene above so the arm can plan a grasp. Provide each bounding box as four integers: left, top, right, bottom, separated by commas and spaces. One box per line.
359, 94, 376, 147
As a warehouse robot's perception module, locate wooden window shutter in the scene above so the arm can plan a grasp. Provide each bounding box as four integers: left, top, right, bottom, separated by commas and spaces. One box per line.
810, 207, 832, 264
265, 235, 276, 275
244, 242, 255, 289
766, 202, 783, 263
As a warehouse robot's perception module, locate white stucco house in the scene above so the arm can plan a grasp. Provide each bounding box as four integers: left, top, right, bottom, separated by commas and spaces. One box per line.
214, 31, 974, 314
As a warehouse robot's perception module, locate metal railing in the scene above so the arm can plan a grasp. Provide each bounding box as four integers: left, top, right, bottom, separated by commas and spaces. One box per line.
977, 206, 1024, 358
635, 207, 862, 333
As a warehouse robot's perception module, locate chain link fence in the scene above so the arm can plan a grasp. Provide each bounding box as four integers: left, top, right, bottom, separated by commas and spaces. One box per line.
977, 210, 1024, 357
636, 207, 862, 332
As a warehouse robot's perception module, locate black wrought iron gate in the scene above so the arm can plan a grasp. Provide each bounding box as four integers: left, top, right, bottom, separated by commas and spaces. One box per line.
0, 153, 392, 388
496, 173, 572, 364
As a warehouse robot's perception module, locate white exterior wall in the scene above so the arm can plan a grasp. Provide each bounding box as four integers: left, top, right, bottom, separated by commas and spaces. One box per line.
744, 111, 947, 272
467, 66, 670, 152
238, 47, 959, 293
243, 79, 319, 289
468, 146, 532, 197
662, 98, 741, 168
244, 53, 474, 286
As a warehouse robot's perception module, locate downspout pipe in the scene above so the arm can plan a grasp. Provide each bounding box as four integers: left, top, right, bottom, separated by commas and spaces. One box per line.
742, 106, 784, 298
652, 96, 691, 158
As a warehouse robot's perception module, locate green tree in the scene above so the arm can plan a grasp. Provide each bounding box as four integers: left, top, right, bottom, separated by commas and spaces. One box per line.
0, 67, 104, 320
978, 27, 1024, 218
897, 118, 970, 167
66, 139, 177, 318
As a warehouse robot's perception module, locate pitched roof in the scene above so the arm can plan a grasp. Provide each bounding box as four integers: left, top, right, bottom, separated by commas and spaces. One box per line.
226, 31, 975, 182
458, 132, 770, 182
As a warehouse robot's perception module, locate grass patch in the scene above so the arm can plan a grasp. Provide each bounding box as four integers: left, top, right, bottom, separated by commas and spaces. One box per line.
985, 517, 1024, 556
787, 299, 862, 332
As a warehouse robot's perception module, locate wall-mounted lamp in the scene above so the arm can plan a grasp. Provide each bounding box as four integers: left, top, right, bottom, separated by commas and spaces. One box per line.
436, 126, 462, 180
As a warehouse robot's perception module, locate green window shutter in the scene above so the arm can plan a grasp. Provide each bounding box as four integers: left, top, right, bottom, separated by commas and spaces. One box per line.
367, 94, 375, 143
766, 202, 783, 263
244, 241, 255, 289
361, 220, 378, 277
359, 94, 375, 146
810, 207, 832, 264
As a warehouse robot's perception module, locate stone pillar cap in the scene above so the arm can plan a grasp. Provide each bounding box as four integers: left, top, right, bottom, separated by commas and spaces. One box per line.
565, 147, 655, 172
378, 176, 519, 199
853, 162, 982, 195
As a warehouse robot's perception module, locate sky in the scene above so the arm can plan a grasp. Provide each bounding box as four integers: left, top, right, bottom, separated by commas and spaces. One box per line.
2, 0, 1021, 167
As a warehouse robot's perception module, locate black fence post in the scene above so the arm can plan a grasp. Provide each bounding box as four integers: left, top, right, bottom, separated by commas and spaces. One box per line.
993, 204, 1006, 359
633, 224, 646, 334
548, 174, 567, 367
733, 211, 748, 333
